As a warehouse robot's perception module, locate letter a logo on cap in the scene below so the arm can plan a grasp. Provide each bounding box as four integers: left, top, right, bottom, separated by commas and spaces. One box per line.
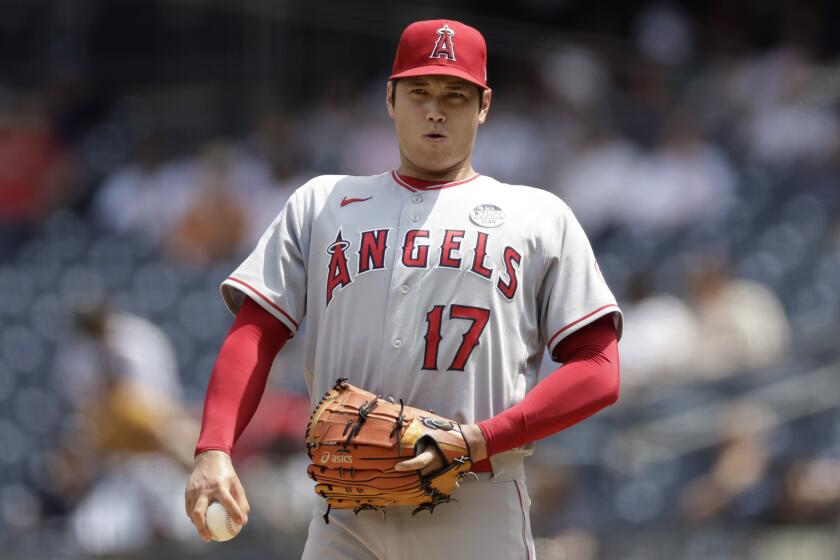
430, 24, 456, 61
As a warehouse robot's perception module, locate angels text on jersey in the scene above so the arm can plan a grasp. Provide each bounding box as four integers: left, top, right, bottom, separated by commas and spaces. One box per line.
325, 227, 523, 307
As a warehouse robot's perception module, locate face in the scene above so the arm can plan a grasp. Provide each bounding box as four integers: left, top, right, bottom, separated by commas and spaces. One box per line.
386, 75, 491, 176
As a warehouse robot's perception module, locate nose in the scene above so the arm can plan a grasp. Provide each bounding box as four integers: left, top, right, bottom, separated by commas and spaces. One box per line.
425, 101, 445, 123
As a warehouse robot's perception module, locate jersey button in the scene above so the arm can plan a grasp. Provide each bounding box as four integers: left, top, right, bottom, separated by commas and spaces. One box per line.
392, 339, 402, 348
400, 284, 410, 294
412, 195, 423, 204
410, 214, 420, 222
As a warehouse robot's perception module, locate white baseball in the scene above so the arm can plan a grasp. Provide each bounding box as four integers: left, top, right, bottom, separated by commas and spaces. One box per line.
205, 501, 242, 542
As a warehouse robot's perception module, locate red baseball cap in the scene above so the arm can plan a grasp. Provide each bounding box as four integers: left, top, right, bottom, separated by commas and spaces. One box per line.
390, 20, 489, 90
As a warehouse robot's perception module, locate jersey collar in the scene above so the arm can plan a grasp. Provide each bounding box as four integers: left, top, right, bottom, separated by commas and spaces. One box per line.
390, 170, 481, 192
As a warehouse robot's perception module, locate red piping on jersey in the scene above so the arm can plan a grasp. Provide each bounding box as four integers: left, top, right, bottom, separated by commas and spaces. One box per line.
226, 277, 300, 330
547, 304, 618, 349
390, 170, 481, 192
515, 480, 531, 560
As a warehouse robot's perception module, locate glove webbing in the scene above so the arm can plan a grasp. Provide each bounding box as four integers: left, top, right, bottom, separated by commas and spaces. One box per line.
342, 397, 378, 449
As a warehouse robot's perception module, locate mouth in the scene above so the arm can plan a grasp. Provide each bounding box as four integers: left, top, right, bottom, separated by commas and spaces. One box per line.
423, 132, 447, 142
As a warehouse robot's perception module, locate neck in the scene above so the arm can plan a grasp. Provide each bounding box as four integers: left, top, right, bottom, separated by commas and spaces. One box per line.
397, 156, 476, 183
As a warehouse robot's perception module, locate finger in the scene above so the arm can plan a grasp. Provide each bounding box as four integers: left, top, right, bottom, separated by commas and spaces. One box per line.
184, 487, 192, 519
420, 454, 447, 476
231, 479, 250, 525
184, 479, 200, 518
189, 495, 212, 542
216, 489, 246, 526
394, 449, 436, 471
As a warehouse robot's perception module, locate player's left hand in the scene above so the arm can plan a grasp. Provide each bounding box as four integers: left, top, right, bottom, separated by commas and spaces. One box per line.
394, 424, 487, 475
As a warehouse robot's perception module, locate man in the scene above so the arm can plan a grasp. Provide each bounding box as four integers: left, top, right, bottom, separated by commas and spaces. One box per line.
186, 19, 622, 559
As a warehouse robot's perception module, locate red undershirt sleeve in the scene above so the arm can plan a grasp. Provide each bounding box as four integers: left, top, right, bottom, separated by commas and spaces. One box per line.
477, 315, 620, 458
194, 297, 293, 457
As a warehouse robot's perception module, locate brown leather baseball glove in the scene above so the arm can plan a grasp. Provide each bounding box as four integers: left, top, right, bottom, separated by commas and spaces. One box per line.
305, 378, 475, 523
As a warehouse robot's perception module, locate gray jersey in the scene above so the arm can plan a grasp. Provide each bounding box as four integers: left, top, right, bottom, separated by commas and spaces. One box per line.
221, 171, 622, 424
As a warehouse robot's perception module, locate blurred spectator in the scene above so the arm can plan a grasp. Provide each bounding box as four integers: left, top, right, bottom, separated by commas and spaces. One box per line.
239, 109, 313, 248
614, 63, 671, 149
43, 67, 111, 148
556, 113, 735, 235
298, 78, 357, 173
687, 256, 791, 379
541, 45, 610, 113
778, 458, 840, 523
618, 272, 700, 391
679, 401, 773, 522
338, 118, 399, 176
336, 83, 400, 176
536, 529, 599, 560
245, 108, 299, 178
92, 134, 195, 243
56, 303, 183, 406
472, 87, 548, 186
0, 88, 81, 227
621, 112, 735, 233
162, 140, 250, 265
634, 4, 693, 66
51, 304, 199, 553
737, 47, 840, 165
552, 129, 637, 235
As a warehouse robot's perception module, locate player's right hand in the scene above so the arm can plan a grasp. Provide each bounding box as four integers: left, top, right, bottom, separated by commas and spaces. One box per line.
185, 450, 249, 542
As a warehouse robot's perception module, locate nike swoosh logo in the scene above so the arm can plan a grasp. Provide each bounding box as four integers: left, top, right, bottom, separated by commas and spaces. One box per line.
340, 196, 373, 207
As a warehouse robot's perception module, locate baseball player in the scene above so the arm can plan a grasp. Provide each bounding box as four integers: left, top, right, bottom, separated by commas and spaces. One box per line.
186, 19, 622, 559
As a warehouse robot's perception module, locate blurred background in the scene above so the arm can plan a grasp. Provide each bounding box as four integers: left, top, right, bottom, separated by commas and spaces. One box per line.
1, 0, 840, 558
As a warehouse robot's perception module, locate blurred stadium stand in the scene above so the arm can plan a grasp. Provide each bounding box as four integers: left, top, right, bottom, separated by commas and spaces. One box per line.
1, 0, 840, 558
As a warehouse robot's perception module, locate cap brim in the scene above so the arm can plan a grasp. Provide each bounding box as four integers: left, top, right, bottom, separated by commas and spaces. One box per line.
389, 65, 489, 90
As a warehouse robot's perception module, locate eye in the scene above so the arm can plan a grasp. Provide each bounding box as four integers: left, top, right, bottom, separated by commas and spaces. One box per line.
410, 88, 426, 95
448, 91, 465, 98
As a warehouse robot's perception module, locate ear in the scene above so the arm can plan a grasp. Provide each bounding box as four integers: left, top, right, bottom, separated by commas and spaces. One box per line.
477, 89, 492, 125
386, 80, 396, 119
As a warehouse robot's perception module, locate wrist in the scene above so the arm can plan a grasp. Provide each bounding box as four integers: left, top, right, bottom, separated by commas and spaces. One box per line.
462, 424, 488, 462
195, 449, 231, 464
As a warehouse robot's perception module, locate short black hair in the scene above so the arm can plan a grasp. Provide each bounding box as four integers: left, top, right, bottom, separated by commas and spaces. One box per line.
390, 78, 485, 110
